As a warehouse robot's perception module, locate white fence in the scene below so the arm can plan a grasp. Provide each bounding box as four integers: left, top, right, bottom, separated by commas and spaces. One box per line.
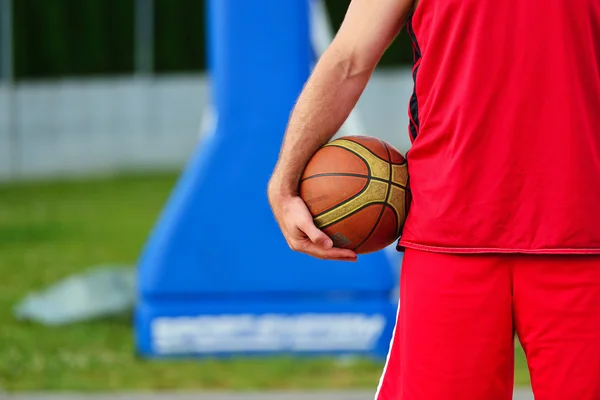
0, 68, 414, 182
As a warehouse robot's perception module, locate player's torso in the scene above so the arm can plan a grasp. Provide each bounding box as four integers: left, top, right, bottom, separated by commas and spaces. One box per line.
400, 0, 600, 253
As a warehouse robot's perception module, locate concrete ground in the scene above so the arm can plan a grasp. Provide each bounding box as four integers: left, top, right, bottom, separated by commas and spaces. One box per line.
0, 388, 535, 400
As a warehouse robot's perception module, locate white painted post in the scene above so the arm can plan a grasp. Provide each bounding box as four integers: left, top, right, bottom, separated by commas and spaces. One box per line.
135, 0, 154, 75
1, 0, 18, 179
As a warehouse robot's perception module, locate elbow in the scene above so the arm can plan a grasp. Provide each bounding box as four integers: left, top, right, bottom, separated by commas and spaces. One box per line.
325, 45, 375, 81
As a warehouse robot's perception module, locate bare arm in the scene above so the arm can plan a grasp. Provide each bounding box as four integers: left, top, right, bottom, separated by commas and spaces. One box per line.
268, 0, 414, 261
268, 0, 414, 196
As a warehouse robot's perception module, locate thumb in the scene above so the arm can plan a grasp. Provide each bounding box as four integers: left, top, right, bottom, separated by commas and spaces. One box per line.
299, 219, 333, 249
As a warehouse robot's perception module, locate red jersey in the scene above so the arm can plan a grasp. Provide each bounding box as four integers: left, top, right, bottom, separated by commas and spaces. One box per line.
399, 0, 600, 254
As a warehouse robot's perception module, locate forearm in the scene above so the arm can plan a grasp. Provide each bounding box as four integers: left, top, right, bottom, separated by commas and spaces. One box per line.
269, 47, 373, 196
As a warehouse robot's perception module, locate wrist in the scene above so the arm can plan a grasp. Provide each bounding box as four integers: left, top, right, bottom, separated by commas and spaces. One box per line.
268, 175, 299, 199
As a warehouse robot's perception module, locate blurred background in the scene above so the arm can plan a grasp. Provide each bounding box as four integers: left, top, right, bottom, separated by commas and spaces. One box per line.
0, 0, 531, 395
0, 0, 415, 182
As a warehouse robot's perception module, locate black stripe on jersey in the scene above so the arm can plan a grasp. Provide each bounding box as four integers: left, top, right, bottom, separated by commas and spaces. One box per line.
407, 18, 421, 142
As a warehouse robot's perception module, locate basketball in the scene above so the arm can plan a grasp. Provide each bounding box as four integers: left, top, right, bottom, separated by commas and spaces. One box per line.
299, 135, 410, 254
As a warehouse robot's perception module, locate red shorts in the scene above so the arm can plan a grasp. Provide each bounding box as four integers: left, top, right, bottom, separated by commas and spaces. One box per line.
376, 248, 600, 400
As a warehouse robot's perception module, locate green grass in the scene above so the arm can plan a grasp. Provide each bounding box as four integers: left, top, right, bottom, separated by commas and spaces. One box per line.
0, 173, 531, 391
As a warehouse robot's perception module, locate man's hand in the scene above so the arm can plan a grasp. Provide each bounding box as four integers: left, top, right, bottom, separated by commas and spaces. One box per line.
268, 188, 358, 262
268, 0, 413, 261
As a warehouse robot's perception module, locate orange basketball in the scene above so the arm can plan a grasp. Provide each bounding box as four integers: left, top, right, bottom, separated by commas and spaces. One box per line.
299, 135, 410, 254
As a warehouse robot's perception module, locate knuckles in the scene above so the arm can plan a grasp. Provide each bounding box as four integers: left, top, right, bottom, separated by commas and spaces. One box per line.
287, 240, 303, 252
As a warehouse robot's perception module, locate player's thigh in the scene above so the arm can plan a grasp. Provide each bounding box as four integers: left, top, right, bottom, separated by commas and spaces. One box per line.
514, 255, 600, 400
375, 249, 514, 400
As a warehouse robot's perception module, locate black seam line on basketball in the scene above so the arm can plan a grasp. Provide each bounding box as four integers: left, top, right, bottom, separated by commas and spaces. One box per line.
383, 142, 401, 239
312, 180, 371, 219
331, 143, 373, 179
328, 142, 407, 166
313, 173, 370, 218
322, 143, 407, 191
350, 204, 386, 252
307, 143, 405, 220
387, 150, 406, 238
300, 172, 369, 183
318, 202, 387, 231
386, 204, 400, 232
301, 173, 407, 190
309, 145, 373, 219
382, 141, 394, 205
353, 143, 395, 252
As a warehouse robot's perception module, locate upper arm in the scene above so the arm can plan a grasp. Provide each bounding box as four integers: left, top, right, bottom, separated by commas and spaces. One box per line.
328, 0, 415, 74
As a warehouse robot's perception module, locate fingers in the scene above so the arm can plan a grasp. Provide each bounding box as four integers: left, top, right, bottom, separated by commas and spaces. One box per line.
298, 219, 333, 249
294, 214, 357, 261
305, 242, 358, 261
290, 239, 358, 262
272, 194, 358, 262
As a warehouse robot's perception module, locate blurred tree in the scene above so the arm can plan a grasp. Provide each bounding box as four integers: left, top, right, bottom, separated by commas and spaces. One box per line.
154, 0, 205, 74
324, 0, 414, 67
12, 0, 412, 80
14, 0, 134, 79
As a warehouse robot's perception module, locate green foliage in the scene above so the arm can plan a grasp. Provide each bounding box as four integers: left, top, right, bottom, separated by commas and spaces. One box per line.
12, 0, 414, 80
13, 0, 135, 79
154, 0, 206, 73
